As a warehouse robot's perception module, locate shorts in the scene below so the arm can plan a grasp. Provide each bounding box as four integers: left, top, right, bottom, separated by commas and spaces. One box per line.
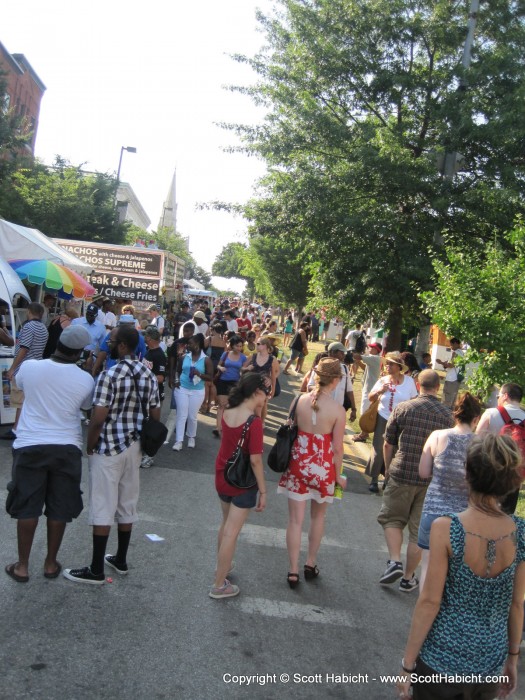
6, 444, 83, 522
88, 440, 141, 525
290, 349, 304, 360
9, 375, 24, 409
216, 379, 237, 396
417, 512, 441, 550
218, 490, 258, 509
377, 476, 428, 543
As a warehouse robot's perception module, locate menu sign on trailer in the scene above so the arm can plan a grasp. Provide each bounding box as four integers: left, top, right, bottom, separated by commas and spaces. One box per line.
53, 239, 162, 303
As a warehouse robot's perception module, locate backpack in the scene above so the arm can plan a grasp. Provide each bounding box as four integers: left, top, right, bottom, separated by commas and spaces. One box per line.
354, 331, 366, 354
498, 406, 525, 476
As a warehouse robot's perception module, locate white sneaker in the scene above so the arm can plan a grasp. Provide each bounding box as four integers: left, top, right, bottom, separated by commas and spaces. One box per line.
187, 437, 195, 448
140, 456, 154, 469
172, 441, 183, 452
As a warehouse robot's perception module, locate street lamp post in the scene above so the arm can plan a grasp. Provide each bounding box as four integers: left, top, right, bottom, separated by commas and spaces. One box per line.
115, 146, 137, 207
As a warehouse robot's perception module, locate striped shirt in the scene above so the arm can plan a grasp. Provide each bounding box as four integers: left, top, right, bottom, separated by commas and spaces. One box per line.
13, 319, 48, 376
92, 358, 160, 456
385, 395, 454, 486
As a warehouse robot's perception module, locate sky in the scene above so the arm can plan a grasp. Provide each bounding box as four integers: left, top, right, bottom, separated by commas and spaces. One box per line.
2, 0, 275, 293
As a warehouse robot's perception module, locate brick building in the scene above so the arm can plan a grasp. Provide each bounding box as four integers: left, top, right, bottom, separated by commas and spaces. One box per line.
0, 41, 46, 153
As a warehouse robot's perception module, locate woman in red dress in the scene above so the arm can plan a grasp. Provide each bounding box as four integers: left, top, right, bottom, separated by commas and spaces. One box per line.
210, 372, 268, 599
278, 358, 346, 588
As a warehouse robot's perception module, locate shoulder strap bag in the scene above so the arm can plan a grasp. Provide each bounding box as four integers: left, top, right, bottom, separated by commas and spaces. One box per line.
224, 414, 258, 489
125, 361, 168, 456
267, 395, 300, 473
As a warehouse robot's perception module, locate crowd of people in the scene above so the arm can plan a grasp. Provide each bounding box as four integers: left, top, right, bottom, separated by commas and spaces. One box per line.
2, 295, 524, 698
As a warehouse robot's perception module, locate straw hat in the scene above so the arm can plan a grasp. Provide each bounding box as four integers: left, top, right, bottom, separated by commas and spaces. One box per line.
384, 351, 408, 373
314, 357, 343, 379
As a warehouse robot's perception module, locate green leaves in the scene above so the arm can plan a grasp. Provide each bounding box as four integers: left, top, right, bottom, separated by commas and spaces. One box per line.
219, 0, 525, 346
423, 219, 525, 396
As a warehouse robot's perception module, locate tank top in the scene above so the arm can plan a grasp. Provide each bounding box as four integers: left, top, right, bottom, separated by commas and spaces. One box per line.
290, 331, 304, 351
422, 433, 473, 516
180, 352, 206, 391
420, 514, 525, 676
250, 354, 274, 382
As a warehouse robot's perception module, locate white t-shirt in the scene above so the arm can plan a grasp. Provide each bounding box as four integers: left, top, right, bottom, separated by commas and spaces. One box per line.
477, 404, 525, 435
226, 319, 238, 333
14, 359, 95, 449
361, 355, 382, 396
150, 315, 165, 332
345, 329, 361, 349
103, 311, 117, 328
370, 374, 418, 420
308, 362, 352, 406
445, 348, 464, 382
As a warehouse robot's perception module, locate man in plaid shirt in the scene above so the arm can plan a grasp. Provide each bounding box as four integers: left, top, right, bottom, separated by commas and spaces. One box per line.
377, 370, 454, 593
64, 326, 160, 585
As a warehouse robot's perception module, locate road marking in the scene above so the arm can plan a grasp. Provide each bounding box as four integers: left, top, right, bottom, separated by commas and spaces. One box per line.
239, 597, 356, 627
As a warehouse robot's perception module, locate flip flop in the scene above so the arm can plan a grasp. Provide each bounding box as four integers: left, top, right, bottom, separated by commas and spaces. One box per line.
5, 562, 29, 583
44, 562, 62, 579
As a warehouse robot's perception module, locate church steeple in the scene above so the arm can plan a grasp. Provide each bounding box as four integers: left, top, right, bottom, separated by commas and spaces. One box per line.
158, 168, 177, 233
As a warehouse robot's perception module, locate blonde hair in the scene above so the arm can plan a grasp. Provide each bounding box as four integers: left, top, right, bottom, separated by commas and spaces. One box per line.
64, 305, 80, 319
122, 304, 136, 315
311, 373, 335, 412
257, 337, 272, 351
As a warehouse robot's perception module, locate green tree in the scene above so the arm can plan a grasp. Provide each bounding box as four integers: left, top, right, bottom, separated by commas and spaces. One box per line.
5, 157, 127, 243
422, 219, 525, 397
225, 0, 525, 348
0, 72, 35, 219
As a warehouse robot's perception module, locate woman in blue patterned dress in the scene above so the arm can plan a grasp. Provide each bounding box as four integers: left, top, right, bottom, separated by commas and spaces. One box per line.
417, 392, 482, 590
398, 433, 525, 700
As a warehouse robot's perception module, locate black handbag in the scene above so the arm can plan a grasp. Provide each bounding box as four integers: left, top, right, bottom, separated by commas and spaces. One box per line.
126, 362, 168, 457
224, 415, 257, 489
267, 396, 300, 473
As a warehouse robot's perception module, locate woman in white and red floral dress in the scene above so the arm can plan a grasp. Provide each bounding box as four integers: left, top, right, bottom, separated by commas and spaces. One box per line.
277, 358, 346, 589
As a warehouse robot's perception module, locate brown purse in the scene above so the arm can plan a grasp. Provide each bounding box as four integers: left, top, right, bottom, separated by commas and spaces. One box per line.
359, 398, 379, 434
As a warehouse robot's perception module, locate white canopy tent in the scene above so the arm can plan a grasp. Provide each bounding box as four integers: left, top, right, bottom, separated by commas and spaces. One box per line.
0, 256, 31, 356
0, 219, 92, 275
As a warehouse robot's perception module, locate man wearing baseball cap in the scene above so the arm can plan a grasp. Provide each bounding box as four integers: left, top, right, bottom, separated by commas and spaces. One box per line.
352, 342, 383, 442
190, 310, 209, 337
71, 303, 107, 371
5, 325, 95, 583
147, 304, 165, 335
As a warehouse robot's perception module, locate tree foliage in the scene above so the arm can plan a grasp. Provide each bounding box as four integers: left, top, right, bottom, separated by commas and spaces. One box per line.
422, 219, 525, 397
1, 157, 127, 244
224, 0, 525, 347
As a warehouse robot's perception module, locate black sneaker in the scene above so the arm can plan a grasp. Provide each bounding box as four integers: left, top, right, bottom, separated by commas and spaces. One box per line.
379, 560, 403, 585
399, 575, 419, 593
63, 566, 105, 585
369, 482, 379, 493
104, 555, 128, 576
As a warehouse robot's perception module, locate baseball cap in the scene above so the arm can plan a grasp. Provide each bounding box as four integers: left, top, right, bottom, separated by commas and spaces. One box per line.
59, 325, 91, 350
193, 311, 207, 321
368, 342, 382, 352
86, 303, 99, 315
328, 342, 346, 353
119, 314, 135, 324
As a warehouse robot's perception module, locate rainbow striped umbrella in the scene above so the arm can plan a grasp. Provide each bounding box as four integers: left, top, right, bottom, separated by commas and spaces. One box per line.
9, 259, 96, 299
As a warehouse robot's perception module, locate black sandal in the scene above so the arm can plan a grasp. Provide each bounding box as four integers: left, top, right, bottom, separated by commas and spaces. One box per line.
304, 564, 319, 580
287, 572, 300, 589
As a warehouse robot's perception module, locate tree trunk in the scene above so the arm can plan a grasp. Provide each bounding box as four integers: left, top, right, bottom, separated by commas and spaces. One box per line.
385, 307, 403, 351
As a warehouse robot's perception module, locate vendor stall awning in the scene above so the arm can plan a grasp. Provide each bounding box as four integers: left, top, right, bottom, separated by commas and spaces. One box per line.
0, 219, 93, 275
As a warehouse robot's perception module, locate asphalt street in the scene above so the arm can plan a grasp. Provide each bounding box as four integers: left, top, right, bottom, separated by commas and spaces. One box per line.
1, 372, 524, 700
